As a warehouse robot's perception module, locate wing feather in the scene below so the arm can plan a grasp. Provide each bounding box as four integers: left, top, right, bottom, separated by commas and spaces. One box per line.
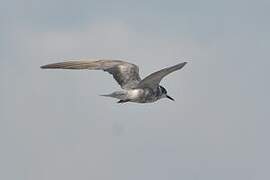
41, 59, 141, 89
136, 62, 187, 89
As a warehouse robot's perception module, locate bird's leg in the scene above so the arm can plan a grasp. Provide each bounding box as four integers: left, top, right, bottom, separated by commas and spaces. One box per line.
117, 99, 130, 103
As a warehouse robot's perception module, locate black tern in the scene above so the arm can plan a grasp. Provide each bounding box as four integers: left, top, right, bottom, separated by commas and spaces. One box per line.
41, 60, 187, 103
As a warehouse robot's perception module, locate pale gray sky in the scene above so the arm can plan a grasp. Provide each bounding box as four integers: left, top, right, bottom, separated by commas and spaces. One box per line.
1, 0, 269, 180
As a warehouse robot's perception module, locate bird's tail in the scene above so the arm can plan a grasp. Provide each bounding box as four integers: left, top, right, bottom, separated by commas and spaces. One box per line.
100, 91, 127, 100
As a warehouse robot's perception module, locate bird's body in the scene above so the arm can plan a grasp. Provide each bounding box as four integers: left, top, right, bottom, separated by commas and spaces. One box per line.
102, 87, 161, 103
41, 59, 187, 103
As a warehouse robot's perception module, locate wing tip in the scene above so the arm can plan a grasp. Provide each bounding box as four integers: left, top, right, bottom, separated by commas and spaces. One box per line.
40, 64, 55, 69
40, 63, 65, 69
40, 65, 47, 69
176, 61, 187, 69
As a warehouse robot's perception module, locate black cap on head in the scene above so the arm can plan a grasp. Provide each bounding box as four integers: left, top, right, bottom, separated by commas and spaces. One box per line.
160, 86, 174, 101
160, 86, 167, 94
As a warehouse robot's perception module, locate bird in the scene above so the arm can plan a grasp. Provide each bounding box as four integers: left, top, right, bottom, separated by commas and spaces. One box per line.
41, 59, 187, 103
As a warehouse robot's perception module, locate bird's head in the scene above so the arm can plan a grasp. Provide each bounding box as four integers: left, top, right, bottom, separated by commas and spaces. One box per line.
159, 86, 175, 101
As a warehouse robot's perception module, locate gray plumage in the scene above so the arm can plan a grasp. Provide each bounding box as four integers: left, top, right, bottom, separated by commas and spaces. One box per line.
41, 59, 187, 103
41, 60, 141, 89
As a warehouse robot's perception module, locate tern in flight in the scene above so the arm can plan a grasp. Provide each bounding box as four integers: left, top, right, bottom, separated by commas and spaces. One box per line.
41, 60, 187, 103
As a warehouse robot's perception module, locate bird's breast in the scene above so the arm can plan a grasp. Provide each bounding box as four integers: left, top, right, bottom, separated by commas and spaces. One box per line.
127, 89, 144, 100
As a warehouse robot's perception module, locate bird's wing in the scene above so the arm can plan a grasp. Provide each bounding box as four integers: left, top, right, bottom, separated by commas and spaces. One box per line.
41, 59, 141, 89
136, 62, 187, 89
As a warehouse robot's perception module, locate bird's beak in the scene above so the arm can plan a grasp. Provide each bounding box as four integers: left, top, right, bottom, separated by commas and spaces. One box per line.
166, 95, 175, 101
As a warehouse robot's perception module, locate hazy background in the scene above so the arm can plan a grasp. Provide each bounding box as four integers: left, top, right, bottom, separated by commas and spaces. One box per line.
1, 0, 269, 179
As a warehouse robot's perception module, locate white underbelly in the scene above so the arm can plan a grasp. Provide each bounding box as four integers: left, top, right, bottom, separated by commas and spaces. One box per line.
127, 89, 144, 100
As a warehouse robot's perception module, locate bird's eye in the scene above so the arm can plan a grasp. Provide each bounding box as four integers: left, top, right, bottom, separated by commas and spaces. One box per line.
160, 86, 167, 94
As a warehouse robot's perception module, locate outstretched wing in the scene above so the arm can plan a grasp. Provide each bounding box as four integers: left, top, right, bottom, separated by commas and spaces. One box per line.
137, 62, 187, 89
41, 59, 141, 89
